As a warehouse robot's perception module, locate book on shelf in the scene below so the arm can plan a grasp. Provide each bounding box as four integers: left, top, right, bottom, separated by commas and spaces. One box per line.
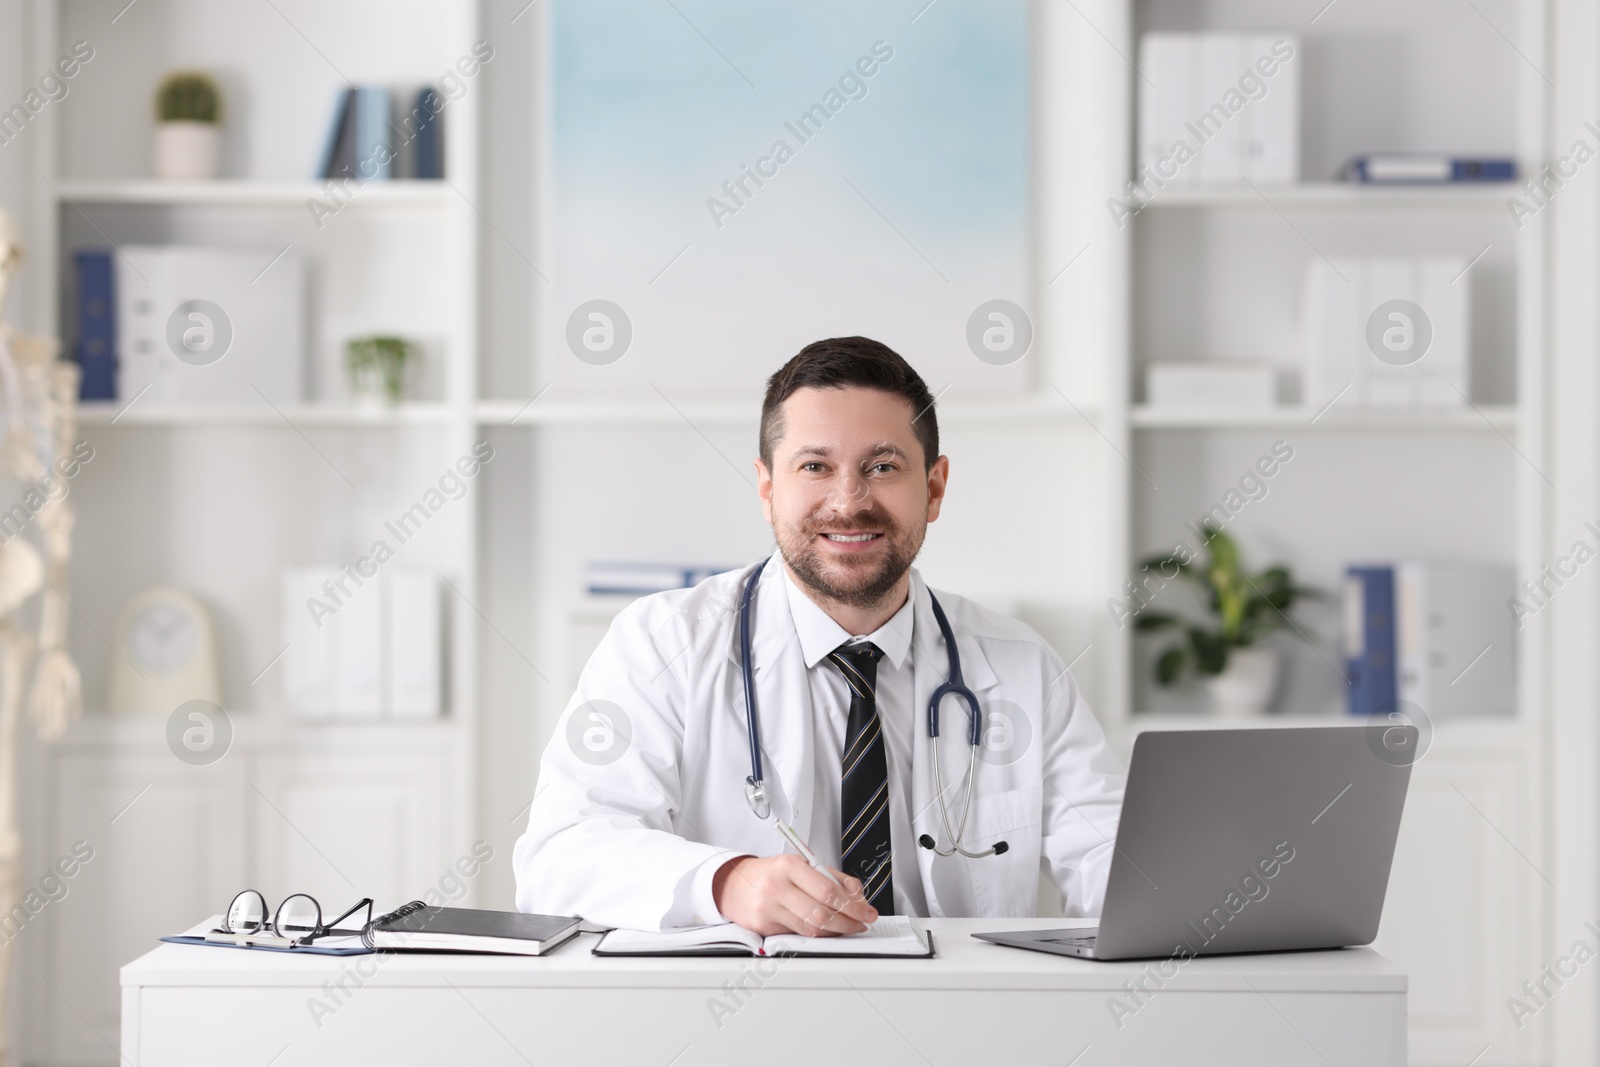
397, 88, 445, 180
72, 250, 117, 401
1344, 566, 1397, 717
585, 561, 735, 596
1342, 154, 1517, 184
316, 85, 444, 181
316, 87, 357, 180
353, 87, 393, 181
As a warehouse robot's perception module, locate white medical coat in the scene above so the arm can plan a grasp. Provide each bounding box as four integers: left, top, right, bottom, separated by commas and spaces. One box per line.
513, 556, 1126, 931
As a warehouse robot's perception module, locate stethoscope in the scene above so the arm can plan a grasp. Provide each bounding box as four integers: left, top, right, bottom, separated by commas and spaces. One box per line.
739, 558, 1008, 860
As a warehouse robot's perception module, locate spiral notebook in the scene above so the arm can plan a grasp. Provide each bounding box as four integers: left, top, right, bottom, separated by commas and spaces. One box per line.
361, 901, 582, 956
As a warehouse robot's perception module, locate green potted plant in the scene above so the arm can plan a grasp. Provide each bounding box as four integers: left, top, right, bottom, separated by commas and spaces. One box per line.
1134, 525, 1320, 716
345, 336, 418, 407
154, 71, 223, 179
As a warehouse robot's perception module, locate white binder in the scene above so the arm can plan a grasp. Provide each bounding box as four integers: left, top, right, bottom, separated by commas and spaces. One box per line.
282, 566, 441, 719
1396, 562, 1515, 718
1303, 257, 1471, 410
1138, 33, 1300, 188
115, 244, 304, 404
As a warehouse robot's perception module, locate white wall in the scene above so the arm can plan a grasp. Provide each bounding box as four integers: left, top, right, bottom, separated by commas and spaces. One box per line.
474, 0, 541, 906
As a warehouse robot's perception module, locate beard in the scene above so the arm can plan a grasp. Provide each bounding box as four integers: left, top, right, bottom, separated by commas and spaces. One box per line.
775, 504, 927, 610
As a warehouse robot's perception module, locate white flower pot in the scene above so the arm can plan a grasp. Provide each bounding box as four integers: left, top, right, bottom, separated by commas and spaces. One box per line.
153, 121, 220, 180
349, 364, 399, 409
1205, 646, 1279, 718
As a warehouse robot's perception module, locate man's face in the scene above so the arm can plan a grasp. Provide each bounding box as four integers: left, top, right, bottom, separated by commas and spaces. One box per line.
756, 386, 948, 608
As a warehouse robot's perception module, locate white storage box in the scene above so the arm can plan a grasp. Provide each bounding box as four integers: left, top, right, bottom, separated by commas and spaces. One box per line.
1146, 361, 1276, 409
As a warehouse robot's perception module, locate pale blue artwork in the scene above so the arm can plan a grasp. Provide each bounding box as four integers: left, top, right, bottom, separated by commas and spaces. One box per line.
545, 0, 1030, 395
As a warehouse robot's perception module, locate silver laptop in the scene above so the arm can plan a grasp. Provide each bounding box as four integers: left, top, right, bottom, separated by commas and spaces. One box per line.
973, 725, 1415, 961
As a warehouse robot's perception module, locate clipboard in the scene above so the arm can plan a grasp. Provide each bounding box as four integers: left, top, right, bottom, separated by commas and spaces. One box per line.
161, 916, 374, 956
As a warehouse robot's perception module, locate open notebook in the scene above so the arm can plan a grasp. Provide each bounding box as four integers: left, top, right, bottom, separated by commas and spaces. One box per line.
593, 915, 933, 958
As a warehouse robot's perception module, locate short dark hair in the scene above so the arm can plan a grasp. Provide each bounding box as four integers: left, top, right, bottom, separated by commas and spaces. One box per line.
760, 337, 939, 472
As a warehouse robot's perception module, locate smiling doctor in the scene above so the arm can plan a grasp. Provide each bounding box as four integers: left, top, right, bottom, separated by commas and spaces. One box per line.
515, 337, 1126, 935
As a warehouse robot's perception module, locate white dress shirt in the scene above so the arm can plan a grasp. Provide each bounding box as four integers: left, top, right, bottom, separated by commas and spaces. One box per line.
780, 565, 930, 916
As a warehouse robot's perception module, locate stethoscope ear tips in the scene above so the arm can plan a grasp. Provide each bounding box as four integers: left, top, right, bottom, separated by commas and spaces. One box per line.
918, 833, 1009, 856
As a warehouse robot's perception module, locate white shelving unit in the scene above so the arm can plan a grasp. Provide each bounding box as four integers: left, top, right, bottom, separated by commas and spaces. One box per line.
1106, 2, 1550, 1064
18, 1, 482, 1064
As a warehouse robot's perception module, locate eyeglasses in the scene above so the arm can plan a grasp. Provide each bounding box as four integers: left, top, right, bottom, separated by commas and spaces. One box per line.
207, 890, 373, 948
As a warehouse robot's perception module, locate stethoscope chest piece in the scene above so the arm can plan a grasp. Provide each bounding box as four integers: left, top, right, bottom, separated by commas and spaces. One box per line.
744, 777, 771, 820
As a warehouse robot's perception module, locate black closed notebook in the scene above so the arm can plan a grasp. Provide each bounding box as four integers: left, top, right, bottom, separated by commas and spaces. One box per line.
362, 901, 581, 956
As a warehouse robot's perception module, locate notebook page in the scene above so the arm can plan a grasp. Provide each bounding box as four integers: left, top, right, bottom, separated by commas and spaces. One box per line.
762, 915, 929, 956
597, 923, 764, 954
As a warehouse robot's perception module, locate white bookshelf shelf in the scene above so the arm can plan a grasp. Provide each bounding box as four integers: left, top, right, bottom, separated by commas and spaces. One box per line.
1124, 712, 1530, 745
1130, 405, 1519, 430
51, 179, 454, 208
1137, 182, 1516, 209
58, 712, 464, 747
1126, 712, 1348, 730
474, 397, 754, 427
474, 395, 1092, 427
76, 402, 456, 427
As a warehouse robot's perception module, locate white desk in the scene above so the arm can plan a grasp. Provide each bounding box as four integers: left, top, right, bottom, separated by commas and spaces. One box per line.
121, 918, 1405, 1066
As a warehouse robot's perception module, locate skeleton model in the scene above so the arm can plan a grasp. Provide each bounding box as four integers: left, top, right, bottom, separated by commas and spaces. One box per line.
0, 207, 83, 1067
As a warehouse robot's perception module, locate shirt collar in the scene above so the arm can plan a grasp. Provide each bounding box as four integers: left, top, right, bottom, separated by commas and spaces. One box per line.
779, 559, 915, 671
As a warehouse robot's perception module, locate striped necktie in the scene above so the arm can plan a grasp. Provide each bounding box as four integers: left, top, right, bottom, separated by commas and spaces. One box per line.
828, 641, 894, 914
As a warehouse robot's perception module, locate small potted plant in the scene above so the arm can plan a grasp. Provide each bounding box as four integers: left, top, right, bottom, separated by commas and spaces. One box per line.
1134, 525, 1320, 716
345, 336, 417, 408
154, 71, 222, 179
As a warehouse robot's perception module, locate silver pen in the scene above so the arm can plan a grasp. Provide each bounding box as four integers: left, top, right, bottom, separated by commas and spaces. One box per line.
773, 819, 847, 891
